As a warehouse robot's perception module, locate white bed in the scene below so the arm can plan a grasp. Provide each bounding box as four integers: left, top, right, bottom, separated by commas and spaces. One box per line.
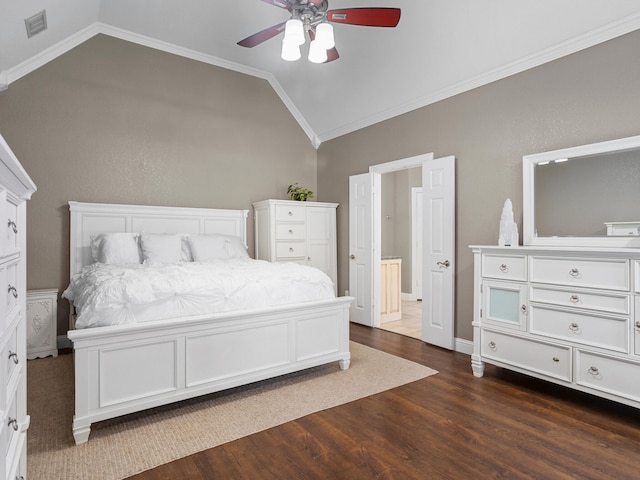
65, 201, 352, 445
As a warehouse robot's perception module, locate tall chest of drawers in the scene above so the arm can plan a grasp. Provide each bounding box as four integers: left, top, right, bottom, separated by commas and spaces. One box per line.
471, 245, 640, 409
253, 199, 338, 291
0, 135, 36, 480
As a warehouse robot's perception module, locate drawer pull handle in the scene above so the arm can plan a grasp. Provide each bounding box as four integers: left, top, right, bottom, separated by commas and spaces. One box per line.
636, 321, 640, 330
569, 322, 580, 332
289, 247, 294, 252
7, 417, 18, 431
569, 268, 580, 278
288, 211, 293, 216
488, 341, 497, 350
587, 366, 599, 376
499, 264, 508, 272
520, 305, 527, 314
552, 357, 560, 363
569, 295, 579, 303
7, 285, 17, 299
288, 229, 293, 234
7, 219, 17, 234
8, 351, 18, 365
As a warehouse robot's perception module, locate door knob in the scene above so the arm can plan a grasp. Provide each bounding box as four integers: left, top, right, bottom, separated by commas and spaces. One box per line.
437, 260, 450, 268
350, 254, 355, 260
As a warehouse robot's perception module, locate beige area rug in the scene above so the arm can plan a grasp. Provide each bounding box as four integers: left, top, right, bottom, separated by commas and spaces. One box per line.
27, 342, 437, 480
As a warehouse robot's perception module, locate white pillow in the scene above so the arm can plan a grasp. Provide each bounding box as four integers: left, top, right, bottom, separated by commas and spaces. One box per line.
140, 233, 183, 265
90, 233, 141, 265
223, 234, 250, 259
187, 235, 229, 262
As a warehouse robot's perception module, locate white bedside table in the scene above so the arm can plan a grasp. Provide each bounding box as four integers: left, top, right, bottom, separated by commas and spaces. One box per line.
26, 289, 58, 359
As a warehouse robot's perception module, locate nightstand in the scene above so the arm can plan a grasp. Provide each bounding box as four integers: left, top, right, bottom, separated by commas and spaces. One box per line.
26, 289, 58, 359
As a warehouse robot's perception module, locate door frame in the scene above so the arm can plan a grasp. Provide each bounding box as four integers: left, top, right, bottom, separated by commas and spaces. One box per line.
411, 186, 423, 302
369, 153, 434, 328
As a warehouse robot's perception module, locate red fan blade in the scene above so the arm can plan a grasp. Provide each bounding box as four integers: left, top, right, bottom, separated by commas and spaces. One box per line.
237, 22, 287, 48
327, 8, 401, 27
325, 47, 339, 63
259, 0, 291, 8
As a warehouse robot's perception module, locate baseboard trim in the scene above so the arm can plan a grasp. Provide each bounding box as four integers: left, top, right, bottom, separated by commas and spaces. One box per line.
455, 338, 473, 356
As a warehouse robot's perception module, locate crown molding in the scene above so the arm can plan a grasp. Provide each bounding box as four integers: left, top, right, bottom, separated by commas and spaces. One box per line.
316, 11, 640, 145
0, 22, 318, 148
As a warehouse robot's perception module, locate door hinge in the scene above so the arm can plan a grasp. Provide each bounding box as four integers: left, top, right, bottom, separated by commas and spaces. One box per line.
480, 308, 483, 318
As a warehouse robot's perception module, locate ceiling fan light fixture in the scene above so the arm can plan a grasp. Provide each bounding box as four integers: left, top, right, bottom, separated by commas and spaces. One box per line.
283, 18, 305, 46
281, 37, 301, 61
315, 22, 334, 49
308, 39, 328, 63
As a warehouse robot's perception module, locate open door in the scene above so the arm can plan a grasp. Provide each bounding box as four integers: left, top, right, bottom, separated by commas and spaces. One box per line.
349, 173, 374, 326
422, 156, 455, 349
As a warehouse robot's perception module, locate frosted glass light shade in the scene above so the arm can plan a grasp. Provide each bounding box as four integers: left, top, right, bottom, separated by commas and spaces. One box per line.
315, 23, 335, 49
281, 37, 301, 61
283, 18, 305, 46
308, 39, 328, 63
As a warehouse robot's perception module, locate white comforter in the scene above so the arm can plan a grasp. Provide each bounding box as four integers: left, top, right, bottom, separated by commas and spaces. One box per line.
63, 259, 335, 329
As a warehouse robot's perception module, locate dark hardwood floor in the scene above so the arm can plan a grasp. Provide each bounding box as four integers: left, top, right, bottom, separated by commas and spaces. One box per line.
128, 324, 640, 479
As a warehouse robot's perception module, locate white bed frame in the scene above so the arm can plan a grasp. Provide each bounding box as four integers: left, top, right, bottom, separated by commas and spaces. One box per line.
66, 201, 352, 445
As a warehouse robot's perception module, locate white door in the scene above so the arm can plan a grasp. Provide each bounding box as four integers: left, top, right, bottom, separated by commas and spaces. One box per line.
412, 187, 423, 301
422, 156, 455, 349
349, 173, 374, 326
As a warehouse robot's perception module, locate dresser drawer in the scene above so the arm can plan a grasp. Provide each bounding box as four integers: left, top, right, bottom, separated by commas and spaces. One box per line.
530, 305, 629, 353
276, 241, 306, 259
5, 194, 19, 253
530, 286, 630, 315
482, 254, 527, 281
275, 223, 306, 240
530, 257, 629, 291
481, 329, 571, 381
2, 324, 20, 388
275, 204, 305, 222
3, 391, 19, 456
576, 350, 640, 403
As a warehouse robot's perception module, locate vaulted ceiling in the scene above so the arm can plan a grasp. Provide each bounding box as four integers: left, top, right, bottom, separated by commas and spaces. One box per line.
2, 1, 640, 147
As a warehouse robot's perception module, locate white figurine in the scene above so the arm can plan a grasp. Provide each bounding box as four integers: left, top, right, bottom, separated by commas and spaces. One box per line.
498, 198, 519, 247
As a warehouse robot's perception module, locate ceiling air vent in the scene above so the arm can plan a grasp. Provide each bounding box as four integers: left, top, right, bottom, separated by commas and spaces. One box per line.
25, 10, 47, 38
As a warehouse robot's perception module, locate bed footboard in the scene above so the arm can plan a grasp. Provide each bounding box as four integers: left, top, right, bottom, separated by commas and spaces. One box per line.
67, 297, 352, 445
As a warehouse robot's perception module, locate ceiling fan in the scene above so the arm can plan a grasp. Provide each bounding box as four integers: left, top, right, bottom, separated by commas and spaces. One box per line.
238, 0, 401, 63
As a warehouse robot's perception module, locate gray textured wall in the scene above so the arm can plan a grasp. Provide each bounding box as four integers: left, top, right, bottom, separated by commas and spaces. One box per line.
317, 29, 640, 342
0, 34, 317, 334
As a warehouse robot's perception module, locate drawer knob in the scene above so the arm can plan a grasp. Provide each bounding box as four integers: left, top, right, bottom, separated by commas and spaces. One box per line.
288, 211, 293, 216
569, 322, 580, 332
587, 366, 600, 376
7, 417, 18, 432
8, 351, 18, 365
520, 304, 527, 314
569, 268, 580, 278
552, 357, 560, 363
7, 285, 17, 299
289, 247, 294, 252
488, 341, 497, 350
569, 294, 579, 303
499, 264, 508, 272
7, 219, 17, 234
636, 321, 640, 330
288, 229, 294, 234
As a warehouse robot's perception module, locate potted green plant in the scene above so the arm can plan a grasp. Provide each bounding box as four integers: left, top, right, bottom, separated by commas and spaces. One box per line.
287, 183, 314, 201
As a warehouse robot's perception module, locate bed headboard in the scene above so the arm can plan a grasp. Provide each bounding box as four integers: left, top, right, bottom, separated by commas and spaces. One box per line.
69, 201, 249, 278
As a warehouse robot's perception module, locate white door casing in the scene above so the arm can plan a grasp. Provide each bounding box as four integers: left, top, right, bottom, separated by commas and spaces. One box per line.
411, 187, 423, 301
349, 173, 375, 326
422, 156, 455, 349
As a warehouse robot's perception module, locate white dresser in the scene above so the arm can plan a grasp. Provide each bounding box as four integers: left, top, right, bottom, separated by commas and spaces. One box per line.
0, 135, 36, 480
471, 245, 640, 409
253, 199, 338, 291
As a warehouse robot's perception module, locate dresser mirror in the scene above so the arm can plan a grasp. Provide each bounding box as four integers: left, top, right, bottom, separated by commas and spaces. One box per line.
523, 134, 640, 247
